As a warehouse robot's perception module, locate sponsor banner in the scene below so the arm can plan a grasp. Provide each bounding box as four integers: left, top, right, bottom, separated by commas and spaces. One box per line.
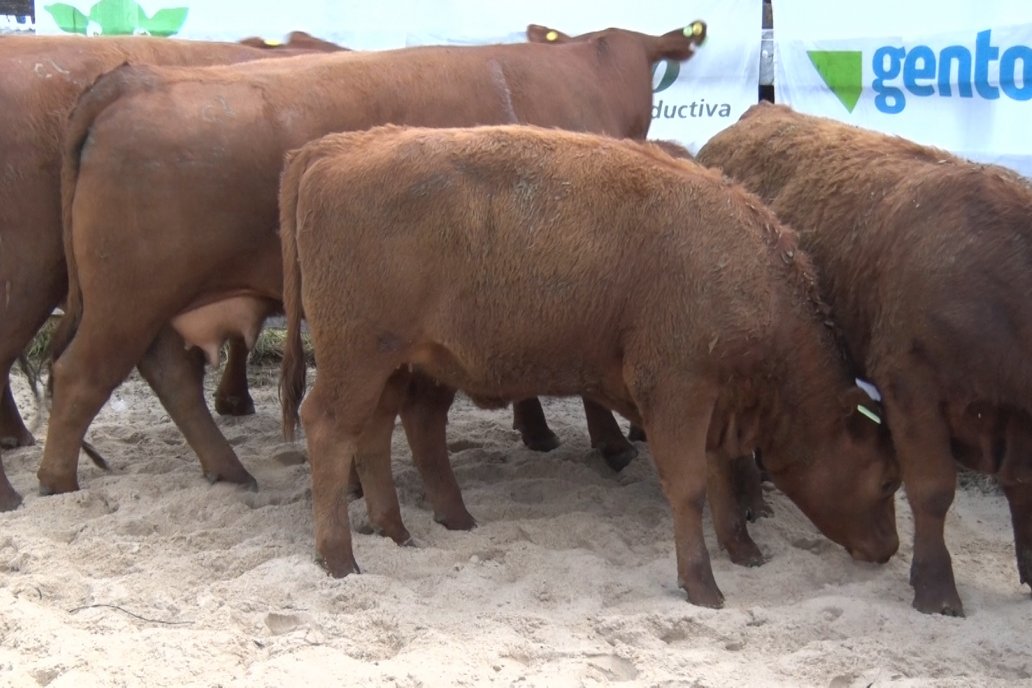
35, 0, 761, 153
776, 0, 1032, 178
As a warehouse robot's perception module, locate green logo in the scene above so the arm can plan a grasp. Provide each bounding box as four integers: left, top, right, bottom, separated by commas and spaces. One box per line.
45, 0, 189, 37
807, 50, 863, 112
652, 60, 680, 93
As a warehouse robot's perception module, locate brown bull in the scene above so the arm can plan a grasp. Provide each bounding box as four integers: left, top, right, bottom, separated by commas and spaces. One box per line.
278, 125, 900, 608
237, 30, 346, 52
697, 102, 1032, 616
43, 26, 705, 506
0, 34, 335, 512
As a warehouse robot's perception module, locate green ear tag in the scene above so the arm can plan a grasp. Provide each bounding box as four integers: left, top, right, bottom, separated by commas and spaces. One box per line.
857, 404, 882, 424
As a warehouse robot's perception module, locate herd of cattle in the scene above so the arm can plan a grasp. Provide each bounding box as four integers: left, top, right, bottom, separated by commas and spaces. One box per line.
0, 21, 1028, 619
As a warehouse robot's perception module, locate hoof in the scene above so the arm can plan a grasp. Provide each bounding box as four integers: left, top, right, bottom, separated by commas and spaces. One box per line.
728, 543, 766, 568
37, 473, 80, 496
214, 394, 256, 417
744, 500, 774, 523
0, 488, 23, 512
520, 431, 560, 453
599, 443, 638, 472
912, 591, 965, 617
318, 553, 360, 578
1, 431, 35, 449
627, 425, 647, 443
204, 468, 258, 491
682, 583, 725, 609
434, 509, 477, 531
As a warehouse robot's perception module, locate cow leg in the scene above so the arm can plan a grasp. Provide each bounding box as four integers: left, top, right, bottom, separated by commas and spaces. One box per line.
0, 383, 34, 449
401, 373, 476, 531
512, 397, 560, 451
0, 454, 22, 511
136, 326, 256, 487
643, 385, 723, 608
214, 334, 256, 416
732, 453, 772, 522
1000, 483, 1032, 591
38, 315, 147, 494
301, 366, 395, 577
883, 382, 963, 616
708, 453, 764, 567
583, 399, 638, 472
352, 374, 411, 545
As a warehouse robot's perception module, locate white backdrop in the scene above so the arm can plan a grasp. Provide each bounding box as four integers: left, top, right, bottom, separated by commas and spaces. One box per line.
775, 0, 1032, 177
33, 0, 762, 154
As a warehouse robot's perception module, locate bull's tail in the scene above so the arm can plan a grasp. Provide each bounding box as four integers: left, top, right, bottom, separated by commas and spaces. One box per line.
278, 146, 313, 441
49, 63, 158, 387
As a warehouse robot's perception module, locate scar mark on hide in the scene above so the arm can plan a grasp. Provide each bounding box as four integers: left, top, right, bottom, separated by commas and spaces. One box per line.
488, 59, 518, 124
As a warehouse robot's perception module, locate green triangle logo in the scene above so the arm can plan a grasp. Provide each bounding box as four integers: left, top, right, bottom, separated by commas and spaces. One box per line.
807, 50, 863, 112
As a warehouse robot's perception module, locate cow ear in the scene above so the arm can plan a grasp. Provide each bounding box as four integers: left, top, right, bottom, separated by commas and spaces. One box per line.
649, 21, 707, 62
526, 24, 571, 44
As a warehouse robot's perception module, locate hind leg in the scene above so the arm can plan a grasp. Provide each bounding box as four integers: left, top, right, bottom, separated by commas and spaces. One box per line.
512, 398, 560, 451
882, 375, 963, 616
584, 399, 638, 472
137, 326, 255, 487
352, 373, 411, 545
708, 454, 764, 567
1002, 484, 1032, 592
302, 363, 398, 577
0, 454, 22, 511
643, 385, 723, 607
0, 383, 34, 449
214, 334, 256, 416
401, 372, 476, 530
38, 310, 153, 494
732, 453, 772, 522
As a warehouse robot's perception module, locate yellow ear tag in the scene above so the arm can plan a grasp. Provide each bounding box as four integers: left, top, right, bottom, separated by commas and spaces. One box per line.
692, 22, 704, 37
263, 38, 283, 47
545, 30, 558, 42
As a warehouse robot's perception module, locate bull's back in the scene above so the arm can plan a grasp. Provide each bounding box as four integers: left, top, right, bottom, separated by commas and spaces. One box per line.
699, 104, 1032, 398
290, 126, 810, 391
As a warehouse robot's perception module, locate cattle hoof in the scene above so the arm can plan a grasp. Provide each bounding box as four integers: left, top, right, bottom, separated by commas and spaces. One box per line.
599, 443, 638, 472
520, 431, 560, 453
0, 489, 23, 512
434, 510, 477, 531
318, 554, 360, 577
627, 425, 647, 443
728, 544, 766, 568
912, 591, 965, 617
744, 501, 774, 522
37, 475, 80, 496
683, 585, 726, 609
214, 394, 256, 417
204, 469, 258, 492
1, 431, 35, 449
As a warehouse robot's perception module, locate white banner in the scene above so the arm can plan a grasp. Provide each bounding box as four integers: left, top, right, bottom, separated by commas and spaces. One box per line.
34, 0, 761, 154
775, 0, 1032, 178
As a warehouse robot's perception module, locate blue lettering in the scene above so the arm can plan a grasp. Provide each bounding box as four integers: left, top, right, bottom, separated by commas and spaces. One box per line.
872, 45, 906, 114
938, 46, 973, 98
870, 29, 1027, 114
973, 29, 1000, 100
1000, 45, 1032, 100
903, 45, 936, 96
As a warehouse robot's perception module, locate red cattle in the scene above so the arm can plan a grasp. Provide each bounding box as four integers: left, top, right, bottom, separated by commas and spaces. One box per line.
278, 124, 900, 607
697, 102, 1032, 615
0, 33, 336, 511
42, 25, 706, 510
237, 30, 347, 52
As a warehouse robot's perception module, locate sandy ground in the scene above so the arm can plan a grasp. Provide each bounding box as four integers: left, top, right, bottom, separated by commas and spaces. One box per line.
1, 364, 1030, 687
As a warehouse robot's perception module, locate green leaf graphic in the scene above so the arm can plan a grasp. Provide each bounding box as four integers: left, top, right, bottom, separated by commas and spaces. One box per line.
142, 7, 188, 36
44, 3, 89, 34
47, 0, 188, 36
807, 50, 863, 112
